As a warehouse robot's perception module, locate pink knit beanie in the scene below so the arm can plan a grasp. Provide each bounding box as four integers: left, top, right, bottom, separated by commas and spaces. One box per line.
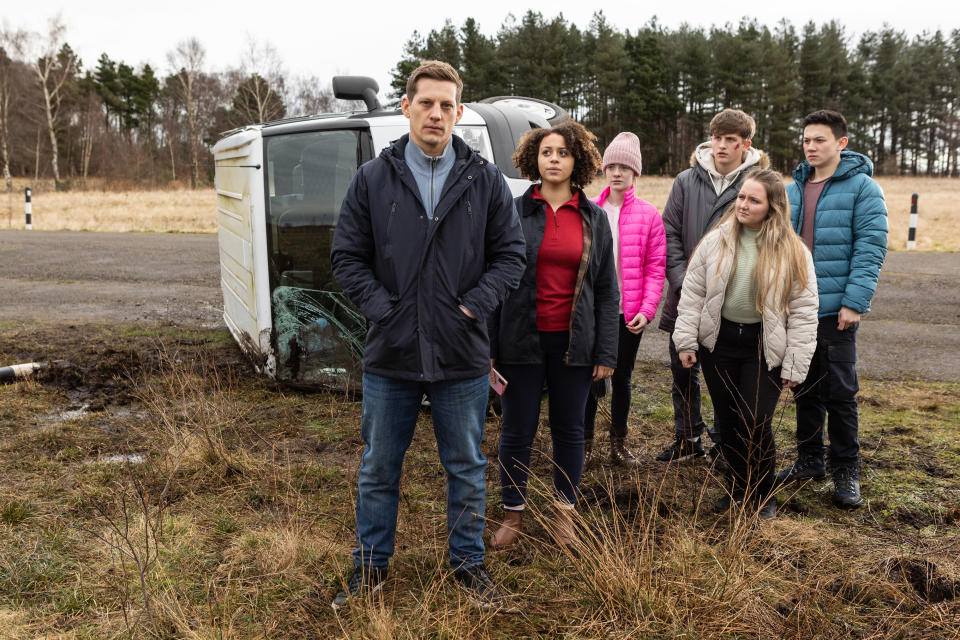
602, 132, 643, 176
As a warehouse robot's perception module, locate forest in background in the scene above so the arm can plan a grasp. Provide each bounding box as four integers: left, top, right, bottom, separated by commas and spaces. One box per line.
1, 12, 959, 190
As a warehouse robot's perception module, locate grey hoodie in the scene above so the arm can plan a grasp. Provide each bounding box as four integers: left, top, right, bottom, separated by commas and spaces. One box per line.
658, 143, 769, 332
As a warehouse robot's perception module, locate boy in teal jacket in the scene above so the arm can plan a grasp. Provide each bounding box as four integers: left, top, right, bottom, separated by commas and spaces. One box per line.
776, 110, 888, 508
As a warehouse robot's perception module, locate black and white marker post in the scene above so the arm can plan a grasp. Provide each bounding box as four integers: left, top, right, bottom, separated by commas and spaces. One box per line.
25, 186, 32, 230
907, 193, 918, 250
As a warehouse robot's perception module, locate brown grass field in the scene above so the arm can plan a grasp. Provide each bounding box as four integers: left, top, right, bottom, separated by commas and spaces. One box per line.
2, 175, 958, 251
1, 329, 958, 639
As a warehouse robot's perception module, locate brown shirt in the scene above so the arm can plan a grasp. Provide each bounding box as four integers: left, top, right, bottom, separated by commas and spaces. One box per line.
800, 179, 827, 252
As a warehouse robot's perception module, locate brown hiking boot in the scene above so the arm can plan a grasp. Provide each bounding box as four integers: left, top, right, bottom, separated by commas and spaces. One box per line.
489, 509, 523, 550
548, 503, 578, 547
610, 436, 641, 467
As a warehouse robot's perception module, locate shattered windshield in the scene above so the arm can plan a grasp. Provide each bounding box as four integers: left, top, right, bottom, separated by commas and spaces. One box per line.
264, 129, 367, 388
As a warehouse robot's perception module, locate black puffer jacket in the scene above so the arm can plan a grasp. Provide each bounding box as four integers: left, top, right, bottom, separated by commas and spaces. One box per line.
490, 185, 619, 368
659, 147, 769, 332
331, 134, 526, 382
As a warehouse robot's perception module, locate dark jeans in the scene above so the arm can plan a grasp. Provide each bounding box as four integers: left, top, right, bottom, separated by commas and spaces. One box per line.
668, 335, 719, 443
700, 319, 783, 497
585, 315, 643, 440
353, 372, 489, 570
793, 316, 860, 468
498, 331, 593, 507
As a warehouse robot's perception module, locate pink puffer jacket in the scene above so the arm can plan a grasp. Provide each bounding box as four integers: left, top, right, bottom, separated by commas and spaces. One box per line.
594, 186, 667, 323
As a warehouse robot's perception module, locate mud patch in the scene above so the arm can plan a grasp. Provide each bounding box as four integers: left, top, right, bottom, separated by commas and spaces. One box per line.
886, 557, 960, 603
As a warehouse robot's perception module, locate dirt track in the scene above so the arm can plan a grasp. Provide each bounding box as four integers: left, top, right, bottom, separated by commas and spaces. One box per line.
1, 229, 958, 382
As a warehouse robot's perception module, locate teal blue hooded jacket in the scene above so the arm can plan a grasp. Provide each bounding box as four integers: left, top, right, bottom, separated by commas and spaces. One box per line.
787, 151, 888, 317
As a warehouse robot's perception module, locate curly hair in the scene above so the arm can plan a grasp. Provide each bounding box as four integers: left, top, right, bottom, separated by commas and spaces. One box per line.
512, 120, 602, 190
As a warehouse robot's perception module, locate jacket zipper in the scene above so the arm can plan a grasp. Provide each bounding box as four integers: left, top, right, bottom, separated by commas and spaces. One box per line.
565, 213, 593, 363
430, 156, 438, 220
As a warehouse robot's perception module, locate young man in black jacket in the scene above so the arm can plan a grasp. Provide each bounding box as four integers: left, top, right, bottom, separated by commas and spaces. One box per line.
657, 109, 767, 464
330, 61, 526, 610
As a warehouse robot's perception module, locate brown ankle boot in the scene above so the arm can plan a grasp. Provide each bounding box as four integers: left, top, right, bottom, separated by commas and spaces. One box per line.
584, 437, 595, 468
610, 436, 641, 467
549, 503, 578, 547
489, 509, 523, 550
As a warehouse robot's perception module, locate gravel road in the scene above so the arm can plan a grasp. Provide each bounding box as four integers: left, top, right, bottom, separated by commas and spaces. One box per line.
1, 229, 958, 382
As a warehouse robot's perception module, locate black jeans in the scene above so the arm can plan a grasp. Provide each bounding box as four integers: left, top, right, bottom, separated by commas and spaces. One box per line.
700, 319, 782, 497
585, 315, 644, 440
793, 316, 860, 468
668, 334, 720, 443
498, 331, 593, 507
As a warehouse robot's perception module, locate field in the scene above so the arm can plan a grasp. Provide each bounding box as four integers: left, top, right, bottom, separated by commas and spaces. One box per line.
2, 175, 959, 252
0, 170, 958, 637
0, 326, 958, 639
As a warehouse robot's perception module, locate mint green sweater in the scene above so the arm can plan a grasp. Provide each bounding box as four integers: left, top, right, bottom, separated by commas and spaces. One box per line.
721, 227, 761, 323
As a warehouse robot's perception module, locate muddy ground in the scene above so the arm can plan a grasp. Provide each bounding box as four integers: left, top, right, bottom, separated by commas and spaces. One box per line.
0, 229, 958, 382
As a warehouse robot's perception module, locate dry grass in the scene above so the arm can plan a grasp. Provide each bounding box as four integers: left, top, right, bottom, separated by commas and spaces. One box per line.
2, 174, 957, 250
1, 328, 958, 638
0, 179, 215, 234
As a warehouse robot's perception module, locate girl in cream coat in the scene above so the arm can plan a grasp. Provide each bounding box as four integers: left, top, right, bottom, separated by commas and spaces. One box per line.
673, 168, 818, 518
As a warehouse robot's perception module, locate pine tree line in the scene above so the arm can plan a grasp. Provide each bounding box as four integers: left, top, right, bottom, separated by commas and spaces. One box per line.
393, 12, 960, 176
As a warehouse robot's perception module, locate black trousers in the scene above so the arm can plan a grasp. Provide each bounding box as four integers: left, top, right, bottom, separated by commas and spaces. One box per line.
793, 316, 860, 468
585, 315, 643, 440
668, 335, 721, 444
700, 319, 782, 497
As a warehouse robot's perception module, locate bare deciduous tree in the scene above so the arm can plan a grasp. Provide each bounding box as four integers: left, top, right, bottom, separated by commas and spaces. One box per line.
0, 26, 27, 191
167, 37, 206, 188
26, 16, 76, 190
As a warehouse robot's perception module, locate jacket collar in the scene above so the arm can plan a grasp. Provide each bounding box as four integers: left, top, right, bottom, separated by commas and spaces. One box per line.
519, 184, 594, 220
792, 150, 873, 184
595, 185, 636, 209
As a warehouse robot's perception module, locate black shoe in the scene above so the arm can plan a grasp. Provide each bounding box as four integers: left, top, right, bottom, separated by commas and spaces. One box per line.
713, 489, 745, 513
656, 437, 706, 463
708, 443, 731, 474
833, 466, 863, 509
775, 454, 826, 484
755, 496, 777, 519
454, 564, 503, 609
331, 566, 387, 611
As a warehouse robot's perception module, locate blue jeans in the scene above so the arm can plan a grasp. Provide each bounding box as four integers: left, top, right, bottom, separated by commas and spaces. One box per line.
353, 372, 489, 571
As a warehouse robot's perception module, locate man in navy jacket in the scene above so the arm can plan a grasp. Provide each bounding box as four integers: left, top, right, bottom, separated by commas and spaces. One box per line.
776, 110, 888, 508
330, 61, 525, 609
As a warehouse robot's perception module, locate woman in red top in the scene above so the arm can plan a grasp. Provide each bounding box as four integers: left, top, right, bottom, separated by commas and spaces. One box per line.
488, 120, 619, 549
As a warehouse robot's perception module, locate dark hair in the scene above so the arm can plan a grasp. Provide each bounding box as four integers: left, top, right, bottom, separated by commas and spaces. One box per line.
512, 120, 602, 190
801, 110, 848, 139
406, 60, 463, 103
709, 109, 756, 140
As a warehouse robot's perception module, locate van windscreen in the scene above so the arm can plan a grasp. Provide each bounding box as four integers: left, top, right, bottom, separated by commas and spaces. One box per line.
264, 129, 366, 388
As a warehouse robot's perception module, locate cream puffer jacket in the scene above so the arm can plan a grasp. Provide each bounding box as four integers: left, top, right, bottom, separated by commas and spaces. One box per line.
672, 221, 819, 383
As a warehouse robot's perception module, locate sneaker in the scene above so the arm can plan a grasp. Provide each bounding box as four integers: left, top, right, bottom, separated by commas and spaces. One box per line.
454, 564, 503, 609
833, 466, 863, 509
655, 437, 706, 463
331, 566, 387, 611
774, 454, 826, 484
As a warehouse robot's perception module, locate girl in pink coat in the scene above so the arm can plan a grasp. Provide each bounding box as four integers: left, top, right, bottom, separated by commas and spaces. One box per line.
584, 132, 667, 465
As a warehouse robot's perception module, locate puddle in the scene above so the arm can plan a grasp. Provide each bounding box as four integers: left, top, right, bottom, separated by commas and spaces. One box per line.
84, 454, 146, 465
59, 404, 91, 420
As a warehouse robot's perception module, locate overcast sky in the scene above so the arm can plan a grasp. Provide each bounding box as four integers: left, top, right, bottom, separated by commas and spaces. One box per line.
10, 1, 957, 102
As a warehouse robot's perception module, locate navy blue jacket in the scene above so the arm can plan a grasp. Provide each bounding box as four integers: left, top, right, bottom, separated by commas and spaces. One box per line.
490, 185, 619, 368
788, 151, 888, 317
331, 134, 526, 382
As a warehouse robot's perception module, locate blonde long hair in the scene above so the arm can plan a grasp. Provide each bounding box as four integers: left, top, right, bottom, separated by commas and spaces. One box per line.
715, 168, 810, 315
